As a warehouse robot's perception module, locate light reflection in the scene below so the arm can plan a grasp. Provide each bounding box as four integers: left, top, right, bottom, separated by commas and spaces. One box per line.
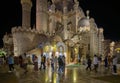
44, 61, 68, 83
64, 68, 67, 79
45, 67, 57, 83
48, 67, 52, 82
53, 73, 56, 83
73, 68, 77, 83
45, 70, 48, 82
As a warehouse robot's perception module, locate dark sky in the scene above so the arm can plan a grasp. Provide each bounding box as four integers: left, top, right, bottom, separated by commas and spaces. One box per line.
0, 0, 120, 47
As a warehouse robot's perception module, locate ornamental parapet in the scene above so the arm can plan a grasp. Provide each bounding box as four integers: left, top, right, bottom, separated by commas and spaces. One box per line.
11, 26, 42, 34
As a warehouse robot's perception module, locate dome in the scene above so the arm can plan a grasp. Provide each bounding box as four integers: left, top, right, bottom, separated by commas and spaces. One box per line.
78, 17, 90, 28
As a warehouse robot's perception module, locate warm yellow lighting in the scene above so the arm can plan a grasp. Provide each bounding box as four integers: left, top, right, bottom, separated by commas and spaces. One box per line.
115, 48, 120, 51
74, 47, 78, 54
73, 69, 77, 82
115, 48, 120, 53
45, 71, 48, 82
74, 48, 77, 52
53, 73, 56, 83
64, 68, 67, 78
44, 45, 49, 52
48, 67, 52, 82
51, 44, 57, 52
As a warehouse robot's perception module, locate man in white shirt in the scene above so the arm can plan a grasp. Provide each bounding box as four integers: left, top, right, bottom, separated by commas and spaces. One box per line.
93, 54, 99, 72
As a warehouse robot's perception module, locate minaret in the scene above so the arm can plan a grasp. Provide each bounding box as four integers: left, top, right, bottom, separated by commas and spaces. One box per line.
98, 28, 104, 56
36, 0, 48, 32
21, 0, 32, 28
74, 0, 79, 33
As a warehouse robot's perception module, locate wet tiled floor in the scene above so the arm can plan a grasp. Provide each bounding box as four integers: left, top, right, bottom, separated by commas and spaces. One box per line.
11, 64, 113, 83
0, 65, 119, 83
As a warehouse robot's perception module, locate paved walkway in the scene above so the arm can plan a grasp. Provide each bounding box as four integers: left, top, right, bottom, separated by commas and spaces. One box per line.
16, 64, 114, 83
0, 64, 119, 83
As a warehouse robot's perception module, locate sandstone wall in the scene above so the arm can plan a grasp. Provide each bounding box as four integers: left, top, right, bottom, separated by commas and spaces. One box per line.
12, 26, 47, 56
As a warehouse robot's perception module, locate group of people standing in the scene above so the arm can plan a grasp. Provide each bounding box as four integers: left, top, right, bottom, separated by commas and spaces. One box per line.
39, 52, 66, 73
0, 52, 16, 73
104, 54, 118, 75
18, 52, 66, 74
19, 53, 29, 74
85, 54, 118, 75
85, 54, 99, 72
7, 52, 35, 74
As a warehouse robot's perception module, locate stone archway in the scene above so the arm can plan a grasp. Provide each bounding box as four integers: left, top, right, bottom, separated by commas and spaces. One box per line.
56, 41, 66, 54
56, 41, 69, 64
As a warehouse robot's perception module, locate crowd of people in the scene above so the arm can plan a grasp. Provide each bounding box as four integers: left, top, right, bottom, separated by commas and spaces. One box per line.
17, 52, 66, 74
0, 51, 119, 76
85, 54, 119, 75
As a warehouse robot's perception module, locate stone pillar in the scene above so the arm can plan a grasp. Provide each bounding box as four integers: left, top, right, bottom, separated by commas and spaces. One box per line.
98, 28, 104, 56
74, 1, 79, 33
36, 0, 48, 32
90, 29, 94, 57
21, 0, 32, 28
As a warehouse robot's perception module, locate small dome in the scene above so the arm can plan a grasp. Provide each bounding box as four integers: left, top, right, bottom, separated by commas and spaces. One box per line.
78, 17, 90, 27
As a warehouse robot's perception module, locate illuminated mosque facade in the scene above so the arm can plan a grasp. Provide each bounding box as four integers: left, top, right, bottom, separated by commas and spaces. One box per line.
3, 0, 104, 64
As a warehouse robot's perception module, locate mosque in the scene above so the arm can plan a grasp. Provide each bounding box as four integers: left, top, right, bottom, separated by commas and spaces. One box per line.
3, 0, 104, 64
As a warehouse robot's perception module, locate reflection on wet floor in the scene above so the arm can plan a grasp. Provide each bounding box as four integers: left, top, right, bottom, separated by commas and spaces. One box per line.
14, 65, 111, 83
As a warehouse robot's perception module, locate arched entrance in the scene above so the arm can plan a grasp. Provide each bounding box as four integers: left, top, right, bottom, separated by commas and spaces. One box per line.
56, 41, 67, 64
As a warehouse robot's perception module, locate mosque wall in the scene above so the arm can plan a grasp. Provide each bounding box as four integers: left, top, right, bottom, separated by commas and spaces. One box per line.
12, 26, 47, 56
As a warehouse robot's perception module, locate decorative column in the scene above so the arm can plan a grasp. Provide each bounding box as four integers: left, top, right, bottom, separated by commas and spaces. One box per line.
36, 0, 48, 32
74, 1, 79, 33
98, 28, 104, 56
21, 0, 32, 28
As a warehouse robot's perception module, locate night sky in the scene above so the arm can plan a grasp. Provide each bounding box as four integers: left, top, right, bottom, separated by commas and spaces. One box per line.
0, 0, 120, 47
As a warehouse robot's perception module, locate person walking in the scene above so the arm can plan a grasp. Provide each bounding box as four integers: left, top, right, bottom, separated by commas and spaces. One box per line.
112, 55, 118, 75
108, 55, 112, 69
8, 54, 15, 72
54, 56, 58, 71
62, 54, 66, 72
93, 54, 99, 72
50, 54, 55, 72
0, 57, 4, 67
58, 55, 64, 74
19, 55, 23, 68
104, 55, 108, 69
86, 56, 92, 71
39, 53, 46, 70
33, 55, 38, 71
22, 53, 28, 74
